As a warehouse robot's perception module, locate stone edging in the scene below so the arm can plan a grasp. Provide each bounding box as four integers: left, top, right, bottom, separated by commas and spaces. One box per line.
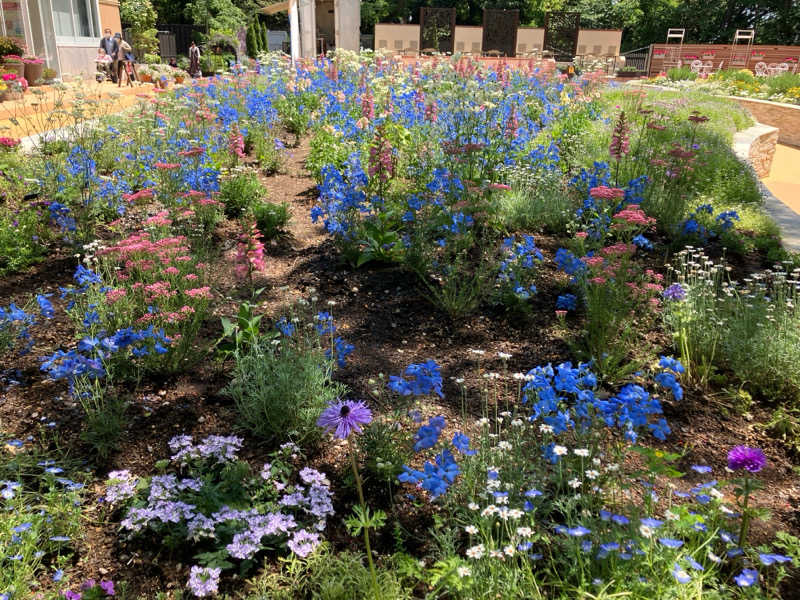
728, 96, 800, 148
733, 123, 800, 253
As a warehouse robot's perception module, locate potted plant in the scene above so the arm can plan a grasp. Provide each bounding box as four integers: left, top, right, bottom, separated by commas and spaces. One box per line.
155, 74, 169, 89
616, 65, 642, 78
0, 72, 26, 101
42, 67, 57, 84
1, 54, 25, 78
701, 50, 716, 59
138, 65, 153, 82
751, 50, 765, 60
171, 67, 188, 84
23, 56, 44, 85
653, 48, 666, 58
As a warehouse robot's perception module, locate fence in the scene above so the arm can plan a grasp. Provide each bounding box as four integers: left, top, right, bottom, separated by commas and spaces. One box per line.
621, 46, 650, 72
648, 43, 800, 76
156, 24, 208, 60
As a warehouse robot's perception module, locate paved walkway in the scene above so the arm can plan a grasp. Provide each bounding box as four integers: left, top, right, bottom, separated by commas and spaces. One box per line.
0, 80, 157, 139
761, 144, 800, 253
763, 144, 800, 215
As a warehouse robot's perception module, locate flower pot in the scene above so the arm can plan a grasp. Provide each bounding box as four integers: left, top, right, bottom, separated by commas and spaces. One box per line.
0, 89, 24, 102
4, 62, 25, 78
174, 75, 184, 84
140, 73, 152, 83
24, 62, 44, 85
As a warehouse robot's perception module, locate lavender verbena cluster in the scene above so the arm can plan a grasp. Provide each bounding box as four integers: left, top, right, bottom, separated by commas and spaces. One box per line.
104, 435, 334, 595
104, 470, 138, 504
169, 434, 243, 464
187, 566, 221, 597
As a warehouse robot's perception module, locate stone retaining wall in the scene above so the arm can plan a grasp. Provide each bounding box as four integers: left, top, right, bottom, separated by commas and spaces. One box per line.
732, 123, 780, 178
730, 97, 800, 148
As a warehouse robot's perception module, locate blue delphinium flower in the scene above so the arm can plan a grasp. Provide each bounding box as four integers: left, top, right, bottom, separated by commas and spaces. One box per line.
556, 293, 577, 311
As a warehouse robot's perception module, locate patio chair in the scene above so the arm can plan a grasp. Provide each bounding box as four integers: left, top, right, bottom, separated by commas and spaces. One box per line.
776, 63, 789, 74
690, 59, 703, 73
754, 62, 769, 76
702, 60, 713, 75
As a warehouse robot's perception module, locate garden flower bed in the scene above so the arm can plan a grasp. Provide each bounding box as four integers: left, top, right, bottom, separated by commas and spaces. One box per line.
0, 51, 798, 599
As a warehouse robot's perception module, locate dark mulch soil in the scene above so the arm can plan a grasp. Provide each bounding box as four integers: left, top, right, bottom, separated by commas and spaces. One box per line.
1, 138, 799, 598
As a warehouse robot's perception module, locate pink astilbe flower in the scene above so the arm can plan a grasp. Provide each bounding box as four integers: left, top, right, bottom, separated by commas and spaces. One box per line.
613, 205, 656, 227
589, 186, 626, 200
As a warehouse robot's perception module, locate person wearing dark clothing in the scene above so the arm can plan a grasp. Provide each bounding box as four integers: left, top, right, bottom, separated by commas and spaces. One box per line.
99, 28, 119, 83
189, 42, 201, 78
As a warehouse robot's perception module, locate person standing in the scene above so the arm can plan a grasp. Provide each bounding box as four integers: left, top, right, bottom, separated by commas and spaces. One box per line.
99, 28, 118, 83
189, 41, 201, 78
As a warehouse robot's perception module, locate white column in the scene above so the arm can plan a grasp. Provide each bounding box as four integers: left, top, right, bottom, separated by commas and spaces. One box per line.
334, 0, 360, 51
298, 0, 317, 57
288, 0, 300, 64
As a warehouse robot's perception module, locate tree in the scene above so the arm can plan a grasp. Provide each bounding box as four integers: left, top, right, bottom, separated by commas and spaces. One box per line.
120, 0, 160, 54
184, 0, 248, 35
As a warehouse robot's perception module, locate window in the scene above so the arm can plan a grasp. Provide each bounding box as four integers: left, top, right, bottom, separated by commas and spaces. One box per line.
51, 0, 99, 42
0, 0, 26, 38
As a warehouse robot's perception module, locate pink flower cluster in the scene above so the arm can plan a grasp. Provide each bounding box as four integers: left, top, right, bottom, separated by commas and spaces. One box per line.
589, 186, 626, 200
612, 205, 656, 227
235, 222, 265, 280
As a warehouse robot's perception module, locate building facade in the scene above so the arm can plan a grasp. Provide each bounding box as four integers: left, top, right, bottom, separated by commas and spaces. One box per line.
1, 0, 121, 76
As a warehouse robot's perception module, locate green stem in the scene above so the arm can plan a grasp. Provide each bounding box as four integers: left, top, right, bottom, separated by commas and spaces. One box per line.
350, 448, 379, 594
738, 477, 752, 549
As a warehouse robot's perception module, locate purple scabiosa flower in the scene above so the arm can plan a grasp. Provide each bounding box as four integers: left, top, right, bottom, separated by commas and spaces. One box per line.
316, 400, 372, 439
100, 580, 115, 596
727, 446, 767, 473
663, 283, 686, 301
734, 568, 759, 587
187, 566, 221, 597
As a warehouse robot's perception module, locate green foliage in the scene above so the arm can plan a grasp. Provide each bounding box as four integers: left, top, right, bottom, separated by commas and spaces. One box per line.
222, 309, 347, 444
250, 200, 290, 240
0, 203, 48, 276
71, 377, 127, 461
249, 132, 285, 175
246, 543, 414, 600
664, 247, 800, 401
0, 439, 84, 598
667, 66, 697, 81
307, 127, 354, 182
0, 36, 24, 57
357, 419, 413, 486
498, 167, 574, 234
184, 0, 247, 35
119, 0, 159, 54
764, 72, 800, 96
219, 171, 266, 219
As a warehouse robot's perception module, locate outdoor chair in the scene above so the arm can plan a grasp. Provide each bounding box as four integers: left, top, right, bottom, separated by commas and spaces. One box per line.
702, 60, 713, 75
754, 62, 769, 77
690, 60, 703, 73
776, 63, 789, 75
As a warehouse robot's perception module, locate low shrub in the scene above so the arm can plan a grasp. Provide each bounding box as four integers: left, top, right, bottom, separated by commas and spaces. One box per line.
251, 200, 290, 240
219, 171, 266, 219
